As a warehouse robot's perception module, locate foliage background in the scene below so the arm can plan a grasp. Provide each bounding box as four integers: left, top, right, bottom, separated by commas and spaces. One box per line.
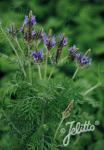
0, 0, 104, 150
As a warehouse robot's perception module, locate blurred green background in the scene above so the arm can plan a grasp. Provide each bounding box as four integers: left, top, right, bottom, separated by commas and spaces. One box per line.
0, 0, 104, 150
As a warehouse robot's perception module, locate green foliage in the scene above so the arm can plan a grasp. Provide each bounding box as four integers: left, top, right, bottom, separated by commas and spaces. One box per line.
0, 0, 104, 150
0, 75, 83, 150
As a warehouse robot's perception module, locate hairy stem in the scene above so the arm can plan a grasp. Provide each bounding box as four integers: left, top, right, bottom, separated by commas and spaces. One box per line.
72, 66, 80, 80
54, 117, 64, 141
0, 25, 26, 78
41, 102, 45, 150
37, 64, 42, 79
15, 37, 24, 56
48, 67, 54, 80
27, 44, 32, 83
83, 82, 101, 96
44, 46, 48, 79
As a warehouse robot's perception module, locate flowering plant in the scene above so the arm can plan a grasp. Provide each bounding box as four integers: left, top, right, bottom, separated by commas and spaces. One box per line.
0, 11, 100, 150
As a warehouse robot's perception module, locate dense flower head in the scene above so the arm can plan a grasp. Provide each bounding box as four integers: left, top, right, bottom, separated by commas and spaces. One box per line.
69, 45, 77, 53
24, 15, 36, 25
32, 49, 43, 62
32, 29, 44, 40
43, 34, 56, 50
31, 16, 36, 25
58, 34, 68, 47
24, 16, 29, 25
68, 45, 77, 58
6, 10, 92, 67
20, 11, 37, 42
68, 45, 92, 66
78, 55, 92, 65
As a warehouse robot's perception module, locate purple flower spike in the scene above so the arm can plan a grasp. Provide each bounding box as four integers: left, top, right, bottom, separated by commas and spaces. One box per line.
43, 34, 56, 50
69, 45, 92, 66
32, 30, 36, 37
69, 45, 77, 53
32, 49, 43, 62
31, 16, 36, 25
43, 34, 48, 44
24, 15, 36, 25
79, 55, 92, 65
24, 16, 29, 25
58, 34, 68, 47
50, 36, 56, 48
69, 45, 77, 58
63, 37, 68, 46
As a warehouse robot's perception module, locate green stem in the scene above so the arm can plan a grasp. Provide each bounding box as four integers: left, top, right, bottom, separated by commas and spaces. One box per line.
15, 37, 24, 56
72, 66, 80, 80
54, 117, 64, 141
48, 67, 54, 80
83, 82, 101, 96
41, 102, 45, 150
37, 64, 42, 79
84, 48, 91, 56
44, 47, 48, 79
27, 45, 32, 83
0, 25, 26, 78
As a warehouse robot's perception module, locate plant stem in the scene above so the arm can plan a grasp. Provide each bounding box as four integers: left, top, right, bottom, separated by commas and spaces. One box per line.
54, 117, 64, 141
44, 46, 48, 79
84, 48, 91, 56
41, 102, 45, 150
83, 82, 101, 96
0, 25, 26, 78
37, 64, 42, 79
15, 37, 24, 56
48, 67, 54, 80
72, 66, 80, 80
27, 44, 32, 83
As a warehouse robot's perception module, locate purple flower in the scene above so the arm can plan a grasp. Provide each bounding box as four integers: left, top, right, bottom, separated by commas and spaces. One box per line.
32, 30, 44, 40
43, 34, 56, 50
68, 45, 92, 66
63, 37, 68, 46
31, 16, 36, 25
32, 49, 43, 62
32, 30, 36, 37
68, 45, 77, 58
24, 16, 29, 25
79, 55, 92, 65
24, 15, 36, 25
58, 34, 68, 47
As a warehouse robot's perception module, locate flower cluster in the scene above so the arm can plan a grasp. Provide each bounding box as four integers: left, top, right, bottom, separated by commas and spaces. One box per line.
32, 29, 44, 40
24, 15, 36, 25
43, 34, 56, 50
20, 11, 36, 42
69, 45, 92, 66
55, 34, 68, 63
58, 34, 68, 48
32, 49, 43, 62
7, 11, 92, 66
